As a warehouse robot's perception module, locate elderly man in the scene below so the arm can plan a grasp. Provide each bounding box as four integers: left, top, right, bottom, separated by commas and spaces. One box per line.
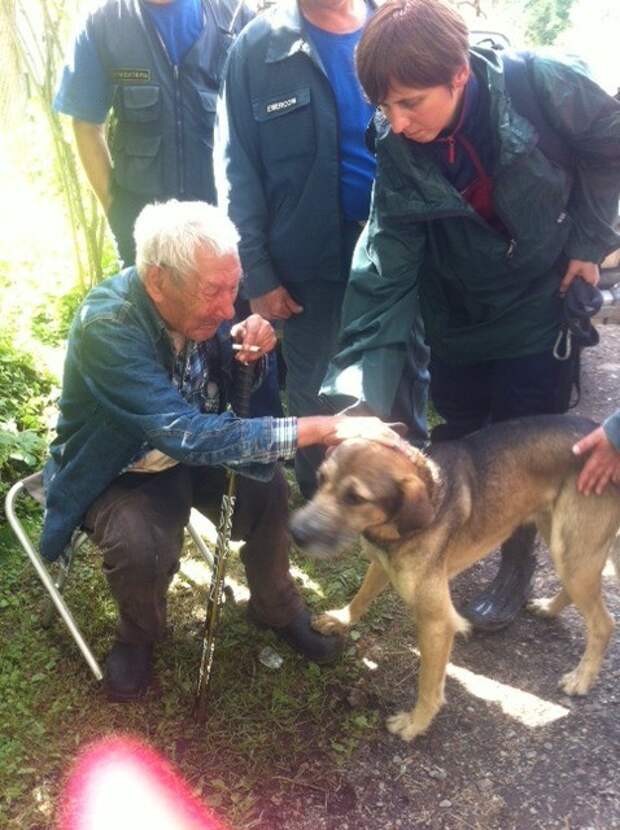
41, 200, 396, 701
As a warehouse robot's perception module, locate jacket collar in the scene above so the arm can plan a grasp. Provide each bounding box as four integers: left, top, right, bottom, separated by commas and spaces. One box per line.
127, 267, 170, 343
371, 49, 538, 217
265, 0, 377, 64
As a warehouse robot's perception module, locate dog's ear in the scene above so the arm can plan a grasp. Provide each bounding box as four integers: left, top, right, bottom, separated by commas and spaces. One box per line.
395, 473, 435, 535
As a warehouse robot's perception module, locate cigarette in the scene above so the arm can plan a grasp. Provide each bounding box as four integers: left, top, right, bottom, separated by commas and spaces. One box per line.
232, 343, 260, 352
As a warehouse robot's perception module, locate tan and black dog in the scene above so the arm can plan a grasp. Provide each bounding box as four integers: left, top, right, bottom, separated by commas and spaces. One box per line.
290, 415, 620, 742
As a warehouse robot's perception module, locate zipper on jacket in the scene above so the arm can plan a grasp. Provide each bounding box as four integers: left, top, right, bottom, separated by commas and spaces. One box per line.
152, 28, 185, 196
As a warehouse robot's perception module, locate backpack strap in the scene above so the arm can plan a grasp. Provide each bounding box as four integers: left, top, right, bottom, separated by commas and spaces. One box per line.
501, 49, 574, 173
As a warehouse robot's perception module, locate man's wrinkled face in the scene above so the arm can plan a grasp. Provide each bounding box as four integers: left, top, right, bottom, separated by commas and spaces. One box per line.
148, 246, 241, 341
379, 66, 469, 143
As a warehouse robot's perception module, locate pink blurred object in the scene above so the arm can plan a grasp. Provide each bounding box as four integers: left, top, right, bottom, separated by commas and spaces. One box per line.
59, 735, 226, 830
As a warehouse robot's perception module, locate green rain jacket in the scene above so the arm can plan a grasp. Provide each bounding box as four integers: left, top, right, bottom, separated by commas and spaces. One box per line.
322, 48, 620, 418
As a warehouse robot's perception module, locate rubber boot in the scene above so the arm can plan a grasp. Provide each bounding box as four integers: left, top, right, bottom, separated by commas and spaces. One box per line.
463, 524, 538, 632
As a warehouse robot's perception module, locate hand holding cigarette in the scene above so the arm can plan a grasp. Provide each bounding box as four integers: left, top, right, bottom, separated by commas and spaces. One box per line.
232, 343, 260, 352
230, 314, 277, 363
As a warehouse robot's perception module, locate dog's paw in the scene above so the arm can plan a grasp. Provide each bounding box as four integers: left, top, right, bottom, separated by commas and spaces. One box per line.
311, 609, 351, 636
559, 668, 593, 696
527, 597, 557, 619
386, 711, 426, 742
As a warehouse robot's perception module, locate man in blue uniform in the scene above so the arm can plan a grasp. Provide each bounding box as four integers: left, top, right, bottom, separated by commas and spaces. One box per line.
216, 0, 430, 499
55, 0, 253, 266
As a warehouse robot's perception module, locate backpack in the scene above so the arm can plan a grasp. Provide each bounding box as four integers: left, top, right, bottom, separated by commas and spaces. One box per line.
500, 49, 600, 410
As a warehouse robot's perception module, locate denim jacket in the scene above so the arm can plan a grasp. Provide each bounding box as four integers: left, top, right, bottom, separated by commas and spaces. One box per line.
41, 268, 293, 561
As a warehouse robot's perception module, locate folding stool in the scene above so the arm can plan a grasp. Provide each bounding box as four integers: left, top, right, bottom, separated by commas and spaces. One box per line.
5, 471, 216, 681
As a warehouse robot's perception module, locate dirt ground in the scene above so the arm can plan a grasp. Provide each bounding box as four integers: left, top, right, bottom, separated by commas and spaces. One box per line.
257, 324, 620, 830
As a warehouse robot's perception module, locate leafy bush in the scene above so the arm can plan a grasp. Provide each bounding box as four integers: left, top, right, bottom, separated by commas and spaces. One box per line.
31, 285, 85, 346
0, 333, 54, 501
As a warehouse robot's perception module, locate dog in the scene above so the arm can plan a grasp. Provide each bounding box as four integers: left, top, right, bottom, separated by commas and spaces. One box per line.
290, 415, 620, 742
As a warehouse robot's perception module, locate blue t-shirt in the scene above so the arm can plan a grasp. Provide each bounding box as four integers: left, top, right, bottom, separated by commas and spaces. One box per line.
304, 18, 376, 222
55, 0, 203, 123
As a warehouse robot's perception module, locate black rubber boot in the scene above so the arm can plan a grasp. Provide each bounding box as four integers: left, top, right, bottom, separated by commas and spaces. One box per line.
104, 641, 153, 702
462, 525, 538, 632
248, 607, 344, 664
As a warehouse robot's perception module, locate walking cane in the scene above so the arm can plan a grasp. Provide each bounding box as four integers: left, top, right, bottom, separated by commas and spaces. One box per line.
195, 358, 255, 720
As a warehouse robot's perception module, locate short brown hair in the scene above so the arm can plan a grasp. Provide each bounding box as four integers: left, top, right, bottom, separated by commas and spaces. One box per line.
356, 0, 470, 104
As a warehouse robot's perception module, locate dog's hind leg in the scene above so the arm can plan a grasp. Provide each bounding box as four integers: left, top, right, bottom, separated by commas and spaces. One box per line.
556, 566, 614, 695
387, 577, 468, 742
526, 510, 572, 618
528, 588, 571, 619
549, 492, 617, 695
312, 560, 389, 636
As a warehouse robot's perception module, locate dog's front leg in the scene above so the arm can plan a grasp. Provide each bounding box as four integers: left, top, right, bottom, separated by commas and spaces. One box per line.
312, 560, 389, 636
387, 582, 468, 742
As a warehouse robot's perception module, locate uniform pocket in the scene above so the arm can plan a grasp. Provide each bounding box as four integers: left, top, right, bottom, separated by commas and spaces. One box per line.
252, 87, 315, 161
112, 134, 163, 197
117, 84, 161, 123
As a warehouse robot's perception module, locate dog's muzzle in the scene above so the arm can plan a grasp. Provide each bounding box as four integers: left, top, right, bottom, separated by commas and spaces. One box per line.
289, 504, 354, 559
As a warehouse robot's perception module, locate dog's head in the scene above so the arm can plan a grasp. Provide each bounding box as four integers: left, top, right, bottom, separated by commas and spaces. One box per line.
290, 438, 436, 559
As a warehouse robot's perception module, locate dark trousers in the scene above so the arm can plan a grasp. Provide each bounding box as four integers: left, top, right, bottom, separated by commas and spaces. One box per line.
283, 279, 347, 497
84, 464, 302, 644
107, 187, 146, 267
283, 221, 362, 498
430, 347, 567, 442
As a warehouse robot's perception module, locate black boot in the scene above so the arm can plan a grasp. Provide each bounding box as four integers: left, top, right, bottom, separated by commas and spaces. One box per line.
463, 525, 538, 632
248, 607, 344, 664
104, 640, 153, 701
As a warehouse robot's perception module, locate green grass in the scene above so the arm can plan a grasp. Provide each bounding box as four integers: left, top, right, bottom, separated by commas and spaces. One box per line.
0, 506, 400, 829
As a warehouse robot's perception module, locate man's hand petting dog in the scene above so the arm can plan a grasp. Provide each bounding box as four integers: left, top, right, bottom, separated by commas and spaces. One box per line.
297, 415, 406, 451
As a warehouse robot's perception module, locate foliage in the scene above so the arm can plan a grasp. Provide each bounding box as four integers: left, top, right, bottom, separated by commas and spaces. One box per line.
524, 0, 576, 45
0, 332, 53, 499
460, 0, 579, 47
0, 0, 112, 289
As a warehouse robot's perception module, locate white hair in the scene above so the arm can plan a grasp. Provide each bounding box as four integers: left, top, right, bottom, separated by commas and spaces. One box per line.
134, 200, 240, 283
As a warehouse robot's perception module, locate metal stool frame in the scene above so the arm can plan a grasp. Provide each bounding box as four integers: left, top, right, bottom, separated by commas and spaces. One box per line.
5, 475, 216, 682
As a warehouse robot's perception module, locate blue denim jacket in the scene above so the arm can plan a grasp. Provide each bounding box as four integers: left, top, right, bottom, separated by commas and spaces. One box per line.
41, 268, 293, 561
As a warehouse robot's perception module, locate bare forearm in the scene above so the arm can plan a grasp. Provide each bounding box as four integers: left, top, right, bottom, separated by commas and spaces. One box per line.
72, 119, 113, 212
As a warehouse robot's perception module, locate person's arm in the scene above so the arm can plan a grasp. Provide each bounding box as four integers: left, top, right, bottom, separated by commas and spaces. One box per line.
528, 57, 620, 290
572, 411, 620, 494
72, 119, 113, 212
214, 32, 302, 321
55, 9, 114, 208
321, 184, 427, 418
79, 315, 397, 467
